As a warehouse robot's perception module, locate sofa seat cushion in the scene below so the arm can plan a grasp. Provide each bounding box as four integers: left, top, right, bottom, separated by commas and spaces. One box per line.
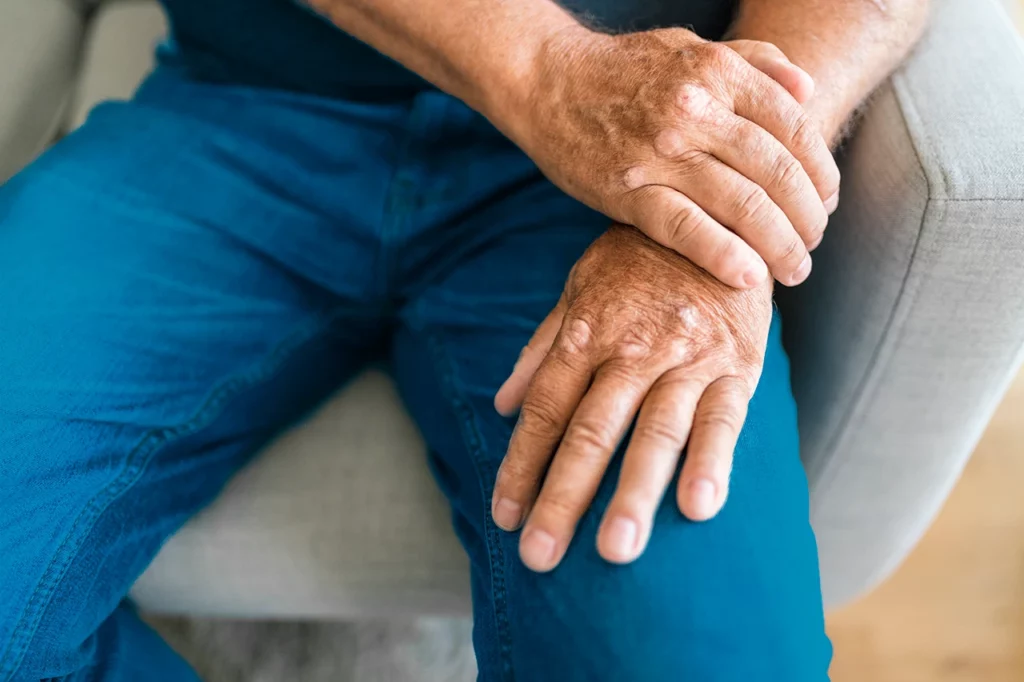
131, 370, 472, 617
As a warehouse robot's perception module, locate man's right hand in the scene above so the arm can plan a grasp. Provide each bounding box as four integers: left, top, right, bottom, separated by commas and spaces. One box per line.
505, 27, 841, 289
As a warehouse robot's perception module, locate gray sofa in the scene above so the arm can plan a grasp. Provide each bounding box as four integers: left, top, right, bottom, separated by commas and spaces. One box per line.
2, 0, 1023, 620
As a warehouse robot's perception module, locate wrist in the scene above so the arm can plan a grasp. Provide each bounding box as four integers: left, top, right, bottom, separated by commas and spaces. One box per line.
726, 22, 853, 147
473, 16, 595, 142
804, 99, 855, 149
482, 21, 604, 150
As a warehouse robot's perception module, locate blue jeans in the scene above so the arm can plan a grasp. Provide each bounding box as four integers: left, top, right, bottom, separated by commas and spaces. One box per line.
0, 68, 831, 681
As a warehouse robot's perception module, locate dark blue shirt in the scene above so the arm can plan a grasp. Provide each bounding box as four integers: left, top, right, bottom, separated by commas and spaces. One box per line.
159, 0, 736, 99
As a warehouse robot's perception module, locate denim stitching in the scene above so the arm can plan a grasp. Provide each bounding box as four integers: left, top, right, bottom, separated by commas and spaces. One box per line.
420, 330, 516, 682
0, 309, 346, 682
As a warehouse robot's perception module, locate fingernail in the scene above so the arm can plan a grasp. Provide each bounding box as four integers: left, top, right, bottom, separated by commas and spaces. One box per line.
493, 497, 523, 530
688, 478, 718, 520
790, 255, 812, 286
603, 517, 639, 562
520, 528, 558, 571
824, 191, 839, 215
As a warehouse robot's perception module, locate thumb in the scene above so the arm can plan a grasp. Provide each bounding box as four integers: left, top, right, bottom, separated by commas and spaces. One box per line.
494, 296, 567, 417
724, 39, 815, 105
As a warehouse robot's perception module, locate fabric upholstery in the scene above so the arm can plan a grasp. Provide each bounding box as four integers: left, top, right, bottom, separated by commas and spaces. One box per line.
67, 0, 168, 130
0, 0, 85, 183
131, 370, 472, 617
0, 0, 1021, 618
778, 0, 1024, 605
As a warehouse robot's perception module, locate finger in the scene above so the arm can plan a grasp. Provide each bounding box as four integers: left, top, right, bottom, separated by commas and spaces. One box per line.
824, 190, 839, 217
491, 317, 594, 532
494, 295, 567, 417
662, 149, 812, 286
661, 88, 826, 260
624, 185, 769, 289
731, 68, 841, 204
598, 370, 704, 564
710, 107, 828, 254
677, 375, 751, 521
726, 40, 814, 104
520, 361, 654, 572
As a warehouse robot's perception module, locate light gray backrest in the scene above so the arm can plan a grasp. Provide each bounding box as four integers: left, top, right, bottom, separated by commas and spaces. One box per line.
0, 0, 86, 183
778, 0, 1024, 607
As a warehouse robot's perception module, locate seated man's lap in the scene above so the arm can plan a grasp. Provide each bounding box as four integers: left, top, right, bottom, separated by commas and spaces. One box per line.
391, 186, 832, 681
0, 66, 830, 681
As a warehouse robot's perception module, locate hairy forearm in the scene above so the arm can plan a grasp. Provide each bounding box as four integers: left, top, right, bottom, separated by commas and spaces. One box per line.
304, 0, 581, 134
730, 0, 931, 145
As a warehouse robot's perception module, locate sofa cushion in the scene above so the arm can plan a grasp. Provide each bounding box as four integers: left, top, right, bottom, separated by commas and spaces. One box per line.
131, 370, 471, 617
67, 0, 168, 131
0, 0, 85, 182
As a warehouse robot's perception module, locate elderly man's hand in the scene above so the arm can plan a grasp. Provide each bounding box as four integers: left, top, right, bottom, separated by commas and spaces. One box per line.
507, 28, 840, 289
490, 225, 773, 571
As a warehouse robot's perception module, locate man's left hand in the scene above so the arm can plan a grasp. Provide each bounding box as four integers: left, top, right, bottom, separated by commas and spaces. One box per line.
491, 225, 773, 572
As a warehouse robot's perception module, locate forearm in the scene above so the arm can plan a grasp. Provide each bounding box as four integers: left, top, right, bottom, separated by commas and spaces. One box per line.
729, 0, 931, 145
305, 0, 581, 135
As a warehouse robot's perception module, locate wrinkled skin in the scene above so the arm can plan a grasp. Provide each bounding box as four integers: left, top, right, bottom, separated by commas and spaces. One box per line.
512, 28, 840, 289
492, 225, 773, 571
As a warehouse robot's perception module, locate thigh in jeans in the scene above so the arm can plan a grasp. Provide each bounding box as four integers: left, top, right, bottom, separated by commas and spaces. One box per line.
390, 178, 832, 682
0, 73, 391, 681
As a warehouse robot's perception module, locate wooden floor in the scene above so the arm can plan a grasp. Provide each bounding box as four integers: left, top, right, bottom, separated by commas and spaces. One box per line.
827, 368, 1024, 681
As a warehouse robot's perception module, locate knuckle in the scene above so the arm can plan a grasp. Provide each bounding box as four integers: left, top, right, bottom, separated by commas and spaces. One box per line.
653, 128, 688, 158
562, 418, 616, 458
716, 375, 754, 403
789, 114, 820, 155
695, 405, 742, 434
555, 317, 594, 357
598, 362, 648, 398
621, 165, 647, 191
517, 395, 563, 436
632, 418, 682, 447
732, 187, 772, 226
660, 336, 691, 365
673, 82, 713, 120
768, 154, 805, 196
663, 202, 704, 248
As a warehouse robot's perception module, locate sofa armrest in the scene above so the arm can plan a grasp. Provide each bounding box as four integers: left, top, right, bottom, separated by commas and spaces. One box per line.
0, 0, 87, 183
778, 0, 1024, 607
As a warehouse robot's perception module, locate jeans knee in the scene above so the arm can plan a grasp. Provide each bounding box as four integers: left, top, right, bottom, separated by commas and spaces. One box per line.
500, 498, 831, 682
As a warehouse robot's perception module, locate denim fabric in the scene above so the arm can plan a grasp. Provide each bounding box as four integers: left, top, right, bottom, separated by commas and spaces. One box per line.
0, 67, 831, 681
